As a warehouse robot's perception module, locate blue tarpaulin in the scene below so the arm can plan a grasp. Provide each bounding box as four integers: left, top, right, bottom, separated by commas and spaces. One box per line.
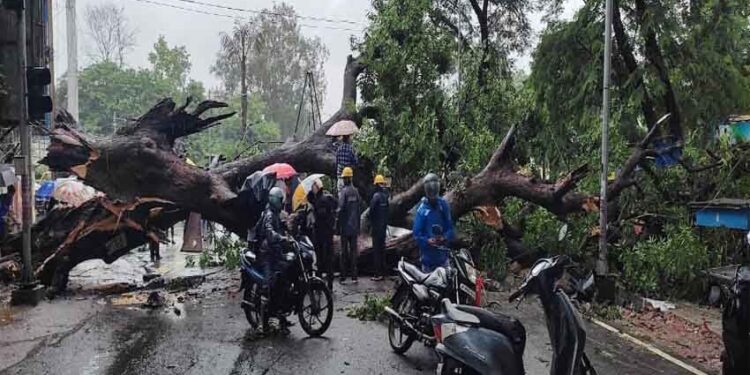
36, 180, 55, 200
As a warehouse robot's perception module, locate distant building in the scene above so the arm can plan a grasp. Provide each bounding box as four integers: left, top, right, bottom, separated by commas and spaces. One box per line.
718, 114, 750, 144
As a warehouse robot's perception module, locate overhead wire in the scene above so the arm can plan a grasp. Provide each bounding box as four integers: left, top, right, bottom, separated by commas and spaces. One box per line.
128, 0, 364, 32
171, 0, 364, 26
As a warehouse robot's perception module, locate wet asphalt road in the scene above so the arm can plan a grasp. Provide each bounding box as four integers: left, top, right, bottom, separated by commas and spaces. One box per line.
1, 276, 697, 375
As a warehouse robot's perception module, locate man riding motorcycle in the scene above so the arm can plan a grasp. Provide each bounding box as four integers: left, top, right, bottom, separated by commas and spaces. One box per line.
256, 186, 295, 330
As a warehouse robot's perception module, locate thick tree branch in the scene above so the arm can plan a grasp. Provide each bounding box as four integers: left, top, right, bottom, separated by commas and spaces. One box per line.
634, 0, 683, 139
612, 0, 659, 128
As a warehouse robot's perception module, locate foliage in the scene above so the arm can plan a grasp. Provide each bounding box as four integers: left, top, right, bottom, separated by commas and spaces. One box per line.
458, 216, 507, 281
589, 303, 623, 321
184, 93, 280, 165
84, 2, 135, 66
212, 3, 329, 139
619, 222, 714, 298
346, 294, 390, 321
195, 229, 243, 269
56, 36, 206, 136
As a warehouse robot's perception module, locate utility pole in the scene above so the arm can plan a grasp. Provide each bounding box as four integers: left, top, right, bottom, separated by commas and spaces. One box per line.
66, 0, 78, 120
597, 0, 614, 277
239, 31, 248, 136
10, 0, 44, 306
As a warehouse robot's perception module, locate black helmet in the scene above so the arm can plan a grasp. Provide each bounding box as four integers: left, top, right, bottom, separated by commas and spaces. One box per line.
423, 173, 440, 200
268, 187, 284, 211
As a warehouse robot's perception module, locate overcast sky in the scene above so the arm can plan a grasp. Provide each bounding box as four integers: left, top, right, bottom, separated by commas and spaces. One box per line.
53, 0, 583, 118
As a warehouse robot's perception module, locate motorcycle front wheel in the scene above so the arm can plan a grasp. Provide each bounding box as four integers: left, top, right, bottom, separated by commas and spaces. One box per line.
388, 290, 416, 354
297, 279, 334, 337
243, 283, 268, 331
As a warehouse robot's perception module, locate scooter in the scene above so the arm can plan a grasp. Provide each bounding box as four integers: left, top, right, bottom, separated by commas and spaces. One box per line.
432, 255, 596, 375
721, 264, 750, 374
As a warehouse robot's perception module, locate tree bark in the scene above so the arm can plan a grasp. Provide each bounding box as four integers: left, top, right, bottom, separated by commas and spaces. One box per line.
612, 0, 659, 128
634, 0, 683, 140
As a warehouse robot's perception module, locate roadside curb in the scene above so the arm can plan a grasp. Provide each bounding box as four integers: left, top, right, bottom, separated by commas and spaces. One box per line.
590, 317, 709, 375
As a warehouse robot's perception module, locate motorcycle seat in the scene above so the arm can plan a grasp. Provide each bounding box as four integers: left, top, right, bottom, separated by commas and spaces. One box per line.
403, 261, 430, 283
443, 299, 480, 325
456, 305, 526, 356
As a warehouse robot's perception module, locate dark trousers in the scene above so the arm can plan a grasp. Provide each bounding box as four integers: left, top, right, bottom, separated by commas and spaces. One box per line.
340, 234, 358, 279
149, 241, 160, 262
315, 229, 334, 286
372, 228, 386, 277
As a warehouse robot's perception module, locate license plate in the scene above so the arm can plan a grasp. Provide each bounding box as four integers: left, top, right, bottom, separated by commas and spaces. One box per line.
460, 283, 476, 300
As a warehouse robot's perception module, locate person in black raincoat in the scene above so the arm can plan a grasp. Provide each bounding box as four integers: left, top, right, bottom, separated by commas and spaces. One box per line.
307, 178, 337, 289
255, 186, 294, 329
369, 175, 389, 281
337, 167, 362, 284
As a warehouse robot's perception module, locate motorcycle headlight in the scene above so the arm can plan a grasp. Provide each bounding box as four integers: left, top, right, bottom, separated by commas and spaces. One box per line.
465, 263, 478, 284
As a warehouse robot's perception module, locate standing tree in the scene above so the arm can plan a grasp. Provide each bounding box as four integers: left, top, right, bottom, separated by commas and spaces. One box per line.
212, 3, 329, 139
84, 2, 136, 66
55, 36, 205, 135
217, 21, 254, 135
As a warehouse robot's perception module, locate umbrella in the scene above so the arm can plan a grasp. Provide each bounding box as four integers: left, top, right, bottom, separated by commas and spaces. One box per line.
53, 178, 99, 208
325, 120, 358, 137
263, 163, 297, 179
292, 173, 325, 211
0, 164, 16, 187
239, 170, 277, 203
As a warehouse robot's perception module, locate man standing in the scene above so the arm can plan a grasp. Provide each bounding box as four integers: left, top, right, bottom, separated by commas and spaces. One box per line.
369, 175, 389, 281
335, 135, 358, 191
413, 173, 455, 273
338, 167, 361, 284
307, 178, 337, 289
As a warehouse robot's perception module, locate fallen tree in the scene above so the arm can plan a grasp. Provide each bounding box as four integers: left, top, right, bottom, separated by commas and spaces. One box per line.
15, 54, 668, 293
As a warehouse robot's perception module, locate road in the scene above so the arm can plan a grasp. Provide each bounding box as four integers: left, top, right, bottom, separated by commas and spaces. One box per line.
1, 274, 700, 375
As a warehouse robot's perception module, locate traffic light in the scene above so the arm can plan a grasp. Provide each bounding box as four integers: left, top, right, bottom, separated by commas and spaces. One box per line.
26, 67, 52, 121
1, 0, 23, 11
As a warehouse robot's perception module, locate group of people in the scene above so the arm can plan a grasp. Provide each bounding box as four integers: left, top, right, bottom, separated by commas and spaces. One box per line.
253, 133, 456, 293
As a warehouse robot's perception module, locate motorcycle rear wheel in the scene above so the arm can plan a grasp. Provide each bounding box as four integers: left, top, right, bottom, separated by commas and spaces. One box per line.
298, 279, 334, 337
388, 289, 416, 354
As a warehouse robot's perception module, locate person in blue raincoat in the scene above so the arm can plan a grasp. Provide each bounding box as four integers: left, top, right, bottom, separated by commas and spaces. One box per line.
412, 173, 455, 273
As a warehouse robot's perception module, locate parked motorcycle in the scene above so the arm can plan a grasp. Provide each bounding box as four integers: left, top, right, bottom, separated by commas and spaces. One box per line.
239, 235, 334, 337
721, 264, 750, 374
432, 255, 597, 375
384, 244, 483, 354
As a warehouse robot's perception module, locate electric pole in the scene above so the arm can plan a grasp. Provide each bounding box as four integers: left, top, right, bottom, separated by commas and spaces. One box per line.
8, 0, 45, 305
240, 31, 247, 135
597, 0, 614, 277
66, 0, 78, 120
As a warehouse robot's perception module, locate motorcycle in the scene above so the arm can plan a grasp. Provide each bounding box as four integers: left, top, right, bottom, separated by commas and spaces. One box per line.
721, 264, 750, 374
384, 244, 483, 355
432, 255, 597, 375
239, 235, 334, 337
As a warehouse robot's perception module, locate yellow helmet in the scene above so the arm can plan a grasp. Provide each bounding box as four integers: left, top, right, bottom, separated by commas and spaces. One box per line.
341, 167, 354, 178
373, 174, 386, 185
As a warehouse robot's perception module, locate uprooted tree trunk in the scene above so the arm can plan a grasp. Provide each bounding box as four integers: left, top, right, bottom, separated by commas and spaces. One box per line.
27, 54, 663, 293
